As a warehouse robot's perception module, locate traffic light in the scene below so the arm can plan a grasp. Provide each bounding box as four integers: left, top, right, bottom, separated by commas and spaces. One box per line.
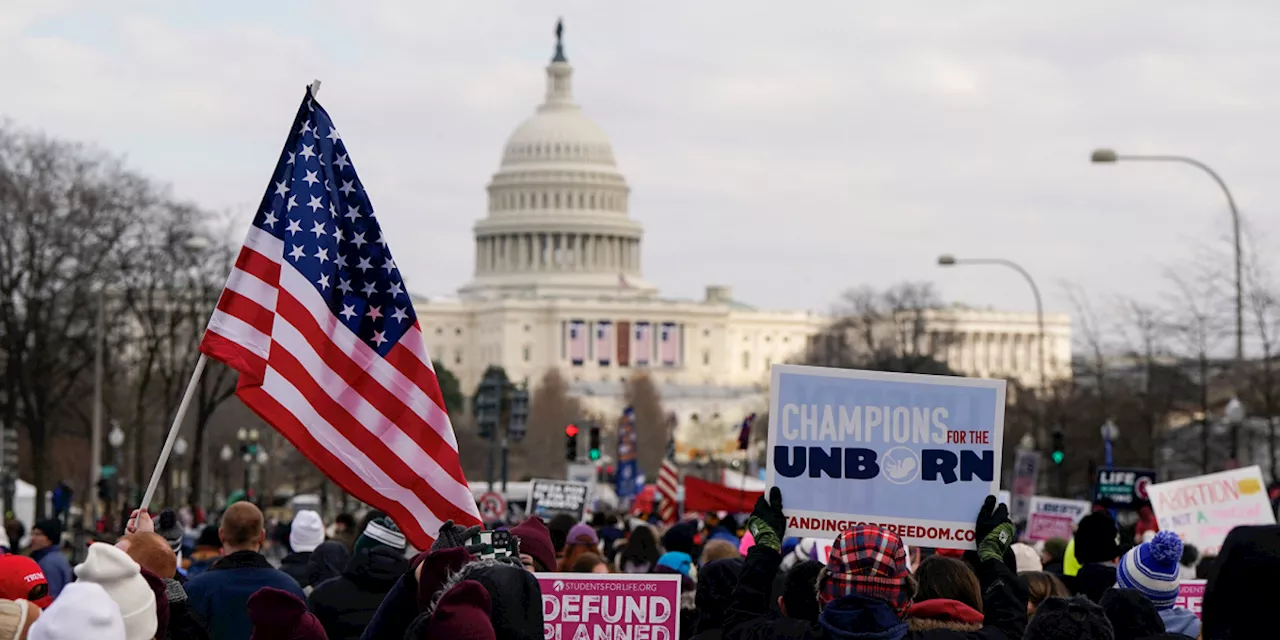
565, 424, 579, 461
475, 369, 504, 439
1051, 430, 1065, 465
588, 424, 601, 461
509, 388, 529, 442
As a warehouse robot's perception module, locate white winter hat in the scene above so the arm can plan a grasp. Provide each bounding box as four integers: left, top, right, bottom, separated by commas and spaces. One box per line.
73, 543, 156, 640
1011, 542, 1043, 573
27, 582, 125, 640
289, 510, 326, 553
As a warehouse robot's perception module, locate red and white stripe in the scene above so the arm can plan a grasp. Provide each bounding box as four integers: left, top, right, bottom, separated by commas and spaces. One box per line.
656, 459, 679, 524
200, 226, 480, 549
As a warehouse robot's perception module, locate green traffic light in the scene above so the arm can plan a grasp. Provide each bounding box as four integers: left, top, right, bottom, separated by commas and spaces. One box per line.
1051, 450, 1065, 465
589, 449, 601, 461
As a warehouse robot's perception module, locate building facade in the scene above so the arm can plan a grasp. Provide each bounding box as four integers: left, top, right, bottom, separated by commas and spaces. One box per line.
412, 31, 1071, 446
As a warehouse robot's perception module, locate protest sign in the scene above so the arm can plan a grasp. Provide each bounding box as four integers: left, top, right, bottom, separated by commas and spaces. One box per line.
1094, 468, 1157, 510
997, 490, 1010, 507
1175, 580, 1205, 619
1148, 466, 1275, 555
1010, 450, 1039, 522
539, 573, 680, 640
527, 479, 591, 521
767, 364, 1006, 549
1026, 496, 1091, 542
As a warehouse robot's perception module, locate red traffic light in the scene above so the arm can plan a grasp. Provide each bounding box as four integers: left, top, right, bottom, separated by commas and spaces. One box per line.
565, 424, 579, 437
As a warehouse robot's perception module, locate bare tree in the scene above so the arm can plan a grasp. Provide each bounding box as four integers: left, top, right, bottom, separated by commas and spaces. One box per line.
1242, 228, 1280, 482
802, 282, 959, 374
0, 125, 151, 514
519, 368, 583, 480
625, 372, 666, 479
1164, 267, 1230, 473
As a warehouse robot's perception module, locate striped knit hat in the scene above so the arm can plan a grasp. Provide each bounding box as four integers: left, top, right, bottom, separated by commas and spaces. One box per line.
354, 517, 407, 555
1116, 530, 1183, 610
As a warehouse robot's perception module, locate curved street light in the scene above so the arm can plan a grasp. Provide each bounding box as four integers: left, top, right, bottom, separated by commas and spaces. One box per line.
1091, 149, 1246, 459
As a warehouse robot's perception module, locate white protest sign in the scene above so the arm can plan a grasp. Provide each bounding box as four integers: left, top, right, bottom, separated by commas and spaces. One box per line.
767, 364, 1006, 549
1026, 496, 1091, 542
527, 479, 591, 521
1148, 465, 1275, 555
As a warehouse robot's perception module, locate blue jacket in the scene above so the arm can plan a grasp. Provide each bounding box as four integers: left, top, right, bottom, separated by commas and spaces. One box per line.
30, 546, 73, 599
185, 550, 306, 640
1159, 606, 1201, 638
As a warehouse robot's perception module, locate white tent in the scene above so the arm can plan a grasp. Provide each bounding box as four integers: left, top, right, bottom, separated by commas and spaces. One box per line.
0, 480, 37, 548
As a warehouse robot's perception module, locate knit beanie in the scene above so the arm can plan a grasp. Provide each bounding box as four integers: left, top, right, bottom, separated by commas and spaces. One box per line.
662, 522, 697, 555
1012, 542, 1043, 573
1115, 530, 1183, 610
247, 587, 326, 640
509, 517, 556, 572
566, 523, 598, 546
0, 599, 39, 640
0, 555, 51, 608
73, 543, 157, 640
657, 551, 694, 579
155, 510, 184, 554
31, 521, 60, 546
821, 526, 912, 617
1074, 511, 1121, 564
27, 582, 125, 640
412, 580, 496, 640
288, 510, 325, 554
1024, 595, 1114, 640
354, 517, 406, 555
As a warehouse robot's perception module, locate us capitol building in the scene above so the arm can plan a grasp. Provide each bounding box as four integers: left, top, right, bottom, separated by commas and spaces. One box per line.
412, 27, 1071, 448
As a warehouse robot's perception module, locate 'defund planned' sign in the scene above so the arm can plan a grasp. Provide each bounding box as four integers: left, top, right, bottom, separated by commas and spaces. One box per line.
767, 364, 1006, 549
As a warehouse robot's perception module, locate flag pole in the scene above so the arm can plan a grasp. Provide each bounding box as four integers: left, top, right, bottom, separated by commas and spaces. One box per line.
139, 355, 208, 511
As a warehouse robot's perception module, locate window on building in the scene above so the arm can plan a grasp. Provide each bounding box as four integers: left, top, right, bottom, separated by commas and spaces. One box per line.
454, 353, 462, 365
435, 327, 443, 336
589, 193, 596, 208
524, 324, 530, 332
765, 357, 773, 370
703, 328, 710, 337
455, 328, 463, 336
541, 192, 548, 208
702, 351, 710, 366
554, 192, 560, 208
765, 335, 771, 342
523, 345, 531, 362
742, 351, 750, 370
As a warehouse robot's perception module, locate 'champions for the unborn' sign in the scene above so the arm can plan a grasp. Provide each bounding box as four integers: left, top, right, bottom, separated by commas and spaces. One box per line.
539, 573, 681, 640
527, 479, 591, 521
767, 365, 1006, 549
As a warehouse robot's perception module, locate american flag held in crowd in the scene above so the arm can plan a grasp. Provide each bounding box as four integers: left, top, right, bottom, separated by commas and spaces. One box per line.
200, 87, 481, 549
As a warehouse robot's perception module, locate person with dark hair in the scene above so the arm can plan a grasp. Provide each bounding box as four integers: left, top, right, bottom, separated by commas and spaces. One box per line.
1177, 542, 1198, 582
569, 553, 609, 574
778, 560, 823, 622
908, 555, 984, 633
187, 526, 223, 579
332, 513, 357, 552
1098, 589, 1172, 640
1201, 524, 1280, 639
28, 519, 71, 599
618, 525, 660, 574
546, 514, 579, 558
691, 557, 744, 640
1070, 511, 1121, 602
1021, 571, 1069, 616
1025, 596, 1115, 640
1194, 554, 1217, 582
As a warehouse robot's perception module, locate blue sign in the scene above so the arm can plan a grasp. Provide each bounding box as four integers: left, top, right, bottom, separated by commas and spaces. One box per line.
767, 364, 1006, 549
616, 407, 638, 499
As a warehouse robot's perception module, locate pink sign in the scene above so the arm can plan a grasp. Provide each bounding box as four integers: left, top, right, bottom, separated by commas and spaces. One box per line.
540, 573, 681, 640
1174, 580, 1206, 619
1027, 514, 1073, 542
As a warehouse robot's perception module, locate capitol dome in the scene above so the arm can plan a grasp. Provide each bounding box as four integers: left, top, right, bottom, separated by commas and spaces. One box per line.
461, 22, 655, 300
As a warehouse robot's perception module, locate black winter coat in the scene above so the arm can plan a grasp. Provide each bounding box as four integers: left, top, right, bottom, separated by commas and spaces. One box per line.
280, 551, 313, 588
723, 546, 1028, 640
308, 546, 409, 640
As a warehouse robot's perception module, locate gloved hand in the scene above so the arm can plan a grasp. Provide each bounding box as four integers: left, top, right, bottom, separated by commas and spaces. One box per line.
747, 487, 786, 552
975, 495, 1015, 563
431, 520, 482, 552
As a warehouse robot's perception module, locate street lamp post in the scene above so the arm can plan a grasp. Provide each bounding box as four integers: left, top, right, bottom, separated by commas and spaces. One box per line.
108, 422, 125, 531
87, 286, 105, 534
171, 437, 188, 508
1101, 419, 1120, 468
219, 445, 233, 505
237, 428, 260, 499
937, 255, 1049, 397
1225, 397, 1245, 469
1091, 149, 1246, 458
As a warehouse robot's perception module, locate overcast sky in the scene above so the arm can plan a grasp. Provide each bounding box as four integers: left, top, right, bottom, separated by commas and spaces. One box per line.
4, 1, 1278, 326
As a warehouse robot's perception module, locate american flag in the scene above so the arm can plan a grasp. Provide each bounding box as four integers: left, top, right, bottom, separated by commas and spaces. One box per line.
659, 322, 678, 366
568, 320, 586, 365
656, 424, 679, 524
634, 322, 652, 366
595, 321, 612, 366
199, 88, 480, 548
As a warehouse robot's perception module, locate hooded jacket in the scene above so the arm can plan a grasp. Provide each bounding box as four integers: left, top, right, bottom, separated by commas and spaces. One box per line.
418, 558, 543, 640
307, 545, 409, 640
723, 545, 1027, 640
906, 600, 984, 634
304, 542, 349, 593
691, 558, 746, 640
1157, 606, 1199, 638
279, 551, 313, 589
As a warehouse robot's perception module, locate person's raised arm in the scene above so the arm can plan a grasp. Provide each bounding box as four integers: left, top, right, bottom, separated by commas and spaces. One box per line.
970, 496, 1028, 640
724, 488, 789, 640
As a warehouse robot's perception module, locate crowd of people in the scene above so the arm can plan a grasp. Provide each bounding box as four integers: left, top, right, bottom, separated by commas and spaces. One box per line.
0, 488, 1267, 639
